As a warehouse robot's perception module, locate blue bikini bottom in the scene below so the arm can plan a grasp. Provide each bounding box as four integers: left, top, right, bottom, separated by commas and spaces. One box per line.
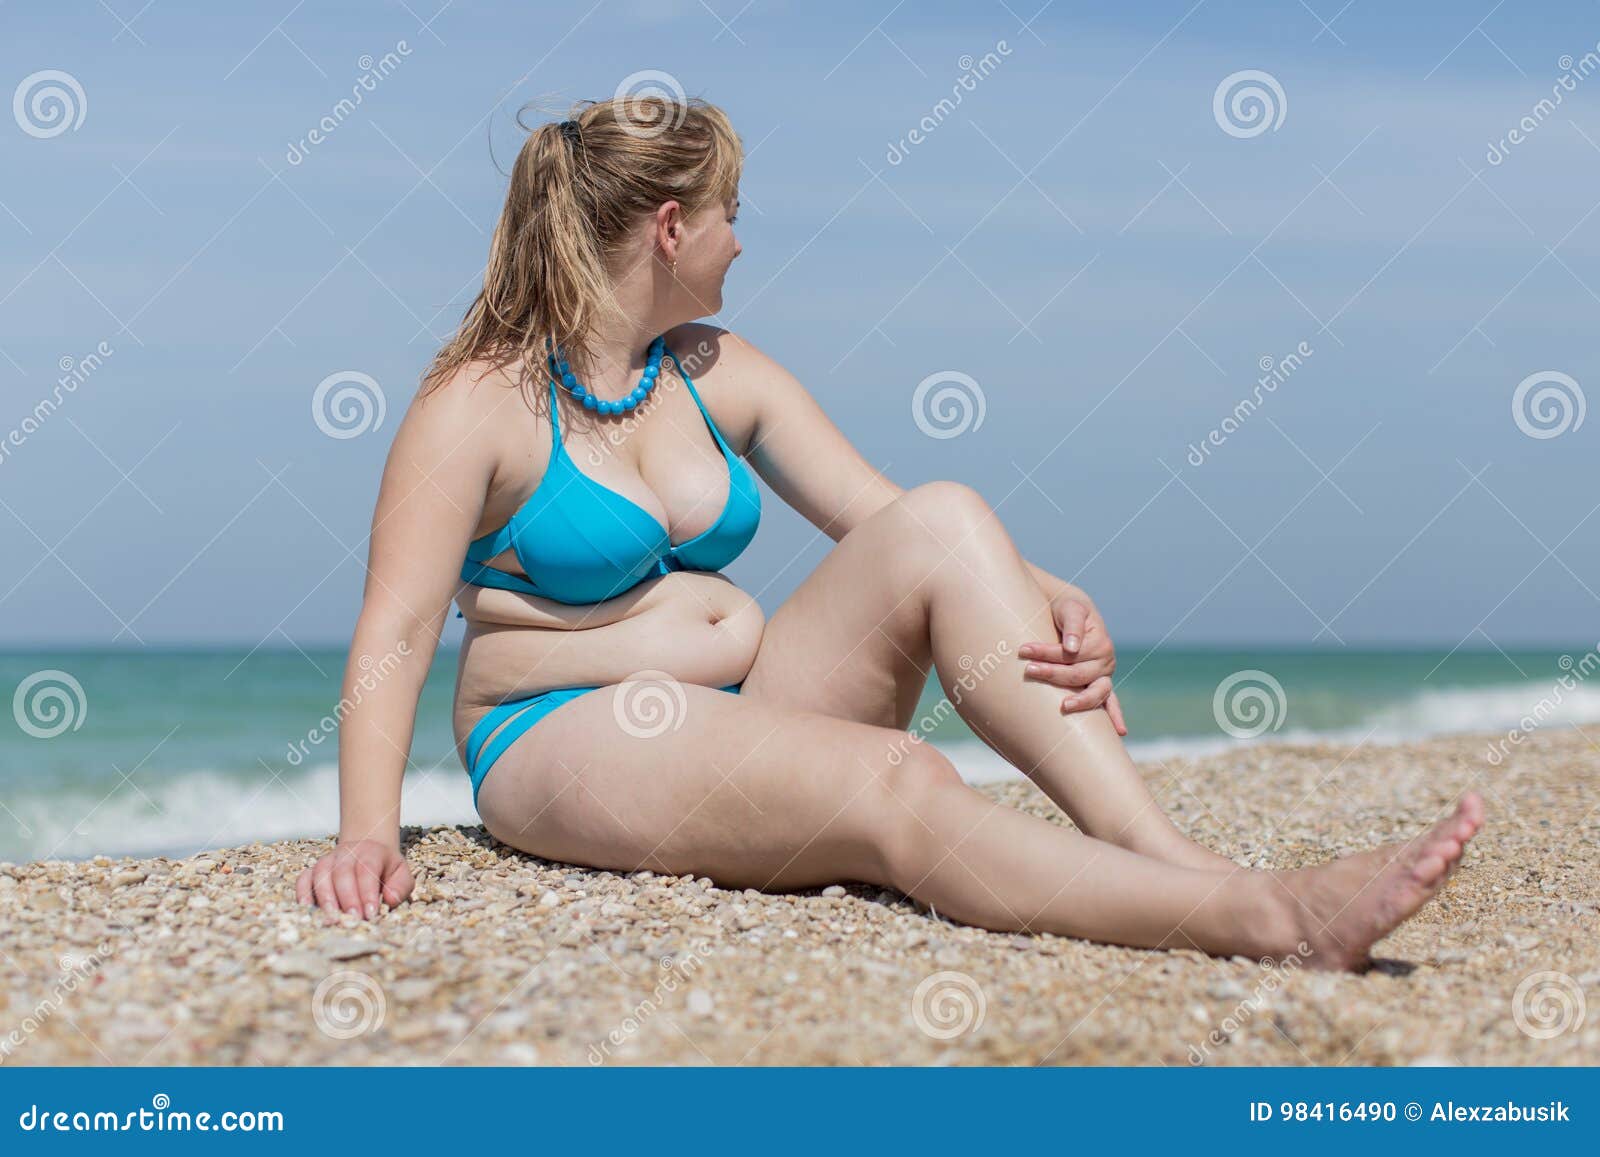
465, 680, 744, 813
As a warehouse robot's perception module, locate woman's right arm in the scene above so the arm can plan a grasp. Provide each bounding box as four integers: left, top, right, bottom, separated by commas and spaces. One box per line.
296, 371, 498, 921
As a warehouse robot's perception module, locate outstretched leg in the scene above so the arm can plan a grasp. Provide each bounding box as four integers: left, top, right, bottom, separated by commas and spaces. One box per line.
475, 680, 1483, 968
885, 778, 1483, 968
741, 481, 1232, 871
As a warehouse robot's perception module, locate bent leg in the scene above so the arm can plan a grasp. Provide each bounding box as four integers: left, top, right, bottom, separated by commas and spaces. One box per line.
741, 481, 1233, 871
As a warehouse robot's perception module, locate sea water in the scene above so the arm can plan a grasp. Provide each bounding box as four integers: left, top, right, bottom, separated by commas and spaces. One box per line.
1, 646, 1594, 863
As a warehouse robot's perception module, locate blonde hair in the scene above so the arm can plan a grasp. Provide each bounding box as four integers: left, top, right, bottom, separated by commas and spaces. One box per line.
421, 94, 742, 401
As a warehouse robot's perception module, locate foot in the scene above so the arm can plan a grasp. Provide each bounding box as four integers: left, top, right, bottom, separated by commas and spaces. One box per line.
1271, 793, 1485, 971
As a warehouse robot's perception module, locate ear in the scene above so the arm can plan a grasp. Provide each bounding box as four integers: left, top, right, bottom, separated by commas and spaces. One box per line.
655, 200, 683, 256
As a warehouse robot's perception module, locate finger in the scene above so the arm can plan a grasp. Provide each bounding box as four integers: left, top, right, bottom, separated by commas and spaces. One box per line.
1060, 675, 1112, 714
355, 849, 385, 920
1017, 640, 1074, 664
1056, 600, 1089, 654
1019, 637, 1109, 665
1023, 658, 1112, 688
381, 858, 412, 907
1106, 689, 1128, 736
1024, 631, 1112, 666
295, 867, 312, 906
312, 862, 341, 917
331, 861, 364, 918
1074, 621, 1115, 662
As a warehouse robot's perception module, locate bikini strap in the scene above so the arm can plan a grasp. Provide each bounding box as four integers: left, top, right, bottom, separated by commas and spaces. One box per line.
546, 375, 562, 444
665, 345, 733, 457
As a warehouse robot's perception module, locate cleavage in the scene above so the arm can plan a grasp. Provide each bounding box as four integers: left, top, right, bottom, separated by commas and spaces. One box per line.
564, 422, 730, 547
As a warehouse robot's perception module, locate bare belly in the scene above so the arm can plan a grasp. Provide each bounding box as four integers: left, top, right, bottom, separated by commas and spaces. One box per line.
451, 570, 765, 752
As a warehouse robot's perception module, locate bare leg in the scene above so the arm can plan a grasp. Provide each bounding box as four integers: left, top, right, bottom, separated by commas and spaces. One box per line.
885, 776, 1484, 968
475, 681, 1483, 968
741, 481, 1233, 871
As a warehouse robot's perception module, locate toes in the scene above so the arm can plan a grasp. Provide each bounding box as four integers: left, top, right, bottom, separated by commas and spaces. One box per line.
1429, 813, 1468, 850
1445, 795, 1484, 844
1411, 851, 1448, 886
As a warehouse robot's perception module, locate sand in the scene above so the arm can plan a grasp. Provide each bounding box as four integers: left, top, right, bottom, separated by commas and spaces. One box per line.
2, 726, 1597, 1066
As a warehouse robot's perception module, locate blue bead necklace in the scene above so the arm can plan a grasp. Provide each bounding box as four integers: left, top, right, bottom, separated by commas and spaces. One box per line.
546, 334, 665, 415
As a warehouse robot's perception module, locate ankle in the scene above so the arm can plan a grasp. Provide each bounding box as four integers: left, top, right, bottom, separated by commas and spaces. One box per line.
1232, 871, 1308, 959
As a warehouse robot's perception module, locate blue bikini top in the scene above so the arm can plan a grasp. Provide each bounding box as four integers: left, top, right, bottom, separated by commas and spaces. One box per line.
460, 346, 762, 606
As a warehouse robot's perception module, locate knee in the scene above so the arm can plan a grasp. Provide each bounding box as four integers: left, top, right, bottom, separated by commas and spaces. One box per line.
886, 481, 1005, 556
895, 480, 992, 529
866, 742, 966, 891
878, 481, 1016, 595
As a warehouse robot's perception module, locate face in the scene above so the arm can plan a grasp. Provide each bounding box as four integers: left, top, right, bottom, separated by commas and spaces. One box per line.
671, 194, 741, 317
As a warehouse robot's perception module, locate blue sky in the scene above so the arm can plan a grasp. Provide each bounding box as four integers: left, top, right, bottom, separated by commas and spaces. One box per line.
1, 0, 1597, 648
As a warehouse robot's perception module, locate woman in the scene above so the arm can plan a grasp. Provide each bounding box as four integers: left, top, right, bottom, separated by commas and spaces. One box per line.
297, 95, 1482, 970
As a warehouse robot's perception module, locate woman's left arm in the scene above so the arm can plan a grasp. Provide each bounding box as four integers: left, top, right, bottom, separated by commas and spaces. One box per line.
703, 326, 1125, 735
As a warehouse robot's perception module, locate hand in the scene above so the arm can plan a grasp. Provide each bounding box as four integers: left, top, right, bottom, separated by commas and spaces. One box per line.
1016, 593, 1128, 736
296, 839, 413, 921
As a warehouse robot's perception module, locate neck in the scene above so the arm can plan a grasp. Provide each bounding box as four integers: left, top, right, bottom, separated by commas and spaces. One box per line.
564, 333, 658, 402
563, 246, 696, 397
584, 327, 658, 377
569, 246, 695, 397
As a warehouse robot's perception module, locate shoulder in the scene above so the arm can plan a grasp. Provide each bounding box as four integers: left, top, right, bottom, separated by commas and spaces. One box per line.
665, 322, 782, 378
389, 356, 531, 467
664, 322, 808, 405
664, 321, 733, 375
416, 357, 532, 421
663, 323, 795, 452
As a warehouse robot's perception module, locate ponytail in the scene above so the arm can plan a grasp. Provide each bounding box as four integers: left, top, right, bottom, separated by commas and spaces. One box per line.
420, 94, 742, 411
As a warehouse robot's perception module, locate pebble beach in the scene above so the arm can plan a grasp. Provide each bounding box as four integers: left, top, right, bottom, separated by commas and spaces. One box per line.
3, 726, 1596, 1066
